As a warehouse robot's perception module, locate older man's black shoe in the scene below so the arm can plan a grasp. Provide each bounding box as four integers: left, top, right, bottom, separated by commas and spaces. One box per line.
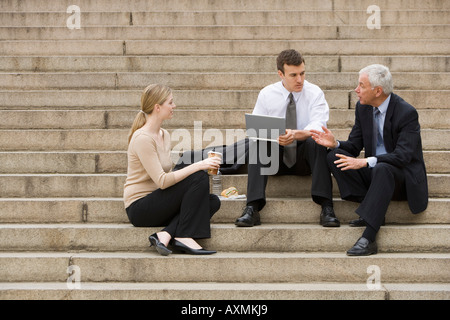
235, 206, 261, 227
320, 206, 340, 227
346, 237, 378, 256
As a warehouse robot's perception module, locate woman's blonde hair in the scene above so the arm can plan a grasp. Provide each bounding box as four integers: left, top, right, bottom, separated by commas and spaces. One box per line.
127, 84, 172, 145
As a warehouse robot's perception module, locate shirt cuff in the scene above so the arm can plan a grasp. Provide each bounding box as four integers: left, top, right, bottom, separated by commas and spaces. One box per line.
367, 156, 377, 168
330, 140, 340, 149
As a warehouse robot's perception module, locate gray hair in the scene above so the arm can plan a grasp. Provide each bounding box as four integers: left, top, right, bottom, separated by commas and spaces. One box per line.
359, 64, 393, 96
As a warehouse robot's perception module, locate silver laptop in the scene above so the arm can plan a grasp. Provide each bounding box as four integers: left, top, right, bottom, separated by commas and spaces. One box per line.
245, 113, 286, 142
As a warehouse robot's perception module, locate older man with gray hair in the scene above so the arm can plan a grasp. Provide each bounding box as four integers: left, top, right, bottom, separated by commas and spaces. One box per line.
311, 64, 428, 256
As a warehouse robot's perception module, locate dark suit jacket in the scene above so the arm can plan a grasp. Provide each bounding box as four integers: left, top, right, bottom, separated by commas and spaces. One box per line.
339, 93, 428, 214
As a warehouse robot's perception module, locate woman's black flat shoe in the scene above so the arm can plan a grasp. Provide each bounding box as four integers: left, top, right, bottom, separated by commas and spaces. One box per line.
171, 239, 216, 255
149, 233, 172, 256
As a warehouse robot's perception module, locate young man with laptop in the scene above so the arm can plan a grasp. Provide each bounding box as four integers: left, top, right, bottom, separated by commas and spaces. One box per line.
235, 49, 339, 228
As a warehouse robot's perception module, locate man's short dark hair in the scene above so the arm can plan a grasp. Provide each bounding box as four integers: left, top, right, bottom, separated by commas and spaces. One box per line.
277, 49, 305, 74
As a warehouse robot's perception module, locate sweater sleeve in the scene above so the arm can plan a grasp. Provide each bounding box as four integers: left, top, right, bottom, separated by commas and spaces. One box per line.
134, 133, 177, 190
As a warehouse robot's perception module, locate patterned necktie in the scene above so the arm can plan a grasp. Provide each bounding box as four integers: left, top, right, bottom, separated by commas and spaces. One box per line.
283, 93, 297, 168
373, 108, 384, 155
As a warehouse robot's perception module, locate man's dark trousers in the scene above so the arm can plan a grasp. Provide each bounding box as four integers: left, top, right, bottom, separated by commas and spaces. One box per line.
246, 137, 333, 211
327, 148, 407, 232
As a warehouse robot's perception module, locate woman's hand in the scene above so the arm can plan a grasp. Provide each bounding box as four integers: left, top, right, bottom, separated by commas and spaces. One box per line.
172, 155, 222, 185
197, 156, 221, 172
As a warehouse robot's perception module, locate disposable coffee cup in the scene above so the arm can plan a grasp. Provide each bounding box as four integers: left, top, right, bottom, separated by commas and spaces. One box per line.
207, 151, 222, 175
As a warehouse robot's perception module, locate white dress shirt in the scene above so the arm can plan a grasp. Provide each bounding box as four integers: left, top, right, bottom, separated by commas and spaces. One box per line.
252, 80, 329, 132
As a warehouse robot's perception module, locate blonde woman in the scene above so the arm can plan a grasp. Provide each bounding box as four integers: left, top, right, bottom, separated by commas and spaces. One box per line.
124, 84, 221, 255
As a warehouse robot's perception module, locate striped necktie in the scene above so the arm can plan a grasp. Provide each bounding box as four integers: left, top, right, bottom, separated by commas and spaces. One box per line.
373, 108, 385, 155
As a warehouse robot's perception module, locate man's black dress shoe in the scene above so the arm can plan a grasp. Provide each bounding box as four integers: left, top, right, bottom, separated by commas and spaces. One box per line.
171, 240, 216, 255
235, 206, 261, 227
320, 206, 340, 227
346, 237, 378, 256
149, 233, 172, 256
349, 217, 385, 227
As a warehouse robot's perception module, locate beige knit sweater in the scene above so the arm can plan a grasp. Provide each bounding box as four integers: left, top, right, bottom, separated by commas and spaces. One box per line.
123, 128, 176, 208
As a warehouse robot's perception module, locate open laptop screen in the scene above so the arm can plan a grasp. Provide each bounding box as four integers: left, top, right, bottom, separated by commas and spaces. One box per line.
245, 113, 286, 142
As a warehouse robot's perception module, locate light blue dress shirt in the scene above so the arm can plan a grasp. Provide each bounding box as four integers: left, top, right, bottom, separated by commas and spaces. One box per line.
367, 94, 391, 167
334, 95, 391, 168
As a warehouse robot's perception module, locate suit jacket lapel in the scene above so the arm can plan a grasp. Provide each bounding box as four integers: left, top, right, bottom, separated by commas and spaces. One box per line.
383, 94, 396, 153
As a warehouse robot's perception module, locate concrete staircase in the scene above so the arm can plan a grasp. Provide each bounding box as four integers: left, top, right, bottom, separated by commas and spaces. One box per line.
0, 0, 449, 300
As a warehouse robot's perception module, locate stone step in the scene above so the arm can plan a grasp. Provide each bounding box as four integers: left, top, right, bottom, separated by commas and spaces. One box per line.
0, 173, 448, 198
0, 129, 129, 151
0, 150, 448, 175
2, 282, 450, 300
2, 10, 449, 27
1, 223, 448, 253
3, 25, 450, 40
1, 55, 449, 73
1, 0, 448, 11
0, 11, 132, 27
0, 128, 447, 151
221, 173, 449, 199
213, 198, 450, 225
0, 197, 448, 225
2, 109, 450, 130
0, 0, 332, 11
126, 40, 450, 56
340, 56, 450, 73
1, 90, 448, 110
1, 40, 448, 56
0, 251, 448, 283
0, 151, 128, 174
6, 282, 449, 300
1, 72, 448, 91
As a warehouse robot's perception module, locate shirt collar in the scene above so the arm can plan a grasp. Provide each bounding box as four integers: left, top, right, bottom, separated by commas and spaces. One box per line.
376, 94, 391, 115
279, 81, 302, 103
